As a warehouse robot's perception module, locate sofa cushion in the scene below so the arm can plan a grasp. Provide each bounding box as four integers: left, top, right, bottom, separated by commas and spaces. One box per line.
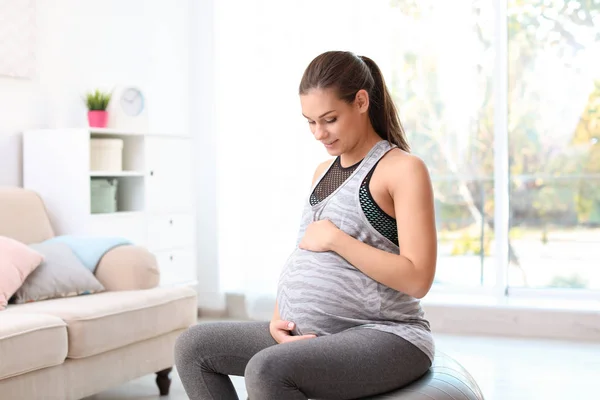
0, 313, 67, 380
0, 188, 55, 245
5, 286, 197, 359
13, 242, 105, 304
0, 236, 44, 310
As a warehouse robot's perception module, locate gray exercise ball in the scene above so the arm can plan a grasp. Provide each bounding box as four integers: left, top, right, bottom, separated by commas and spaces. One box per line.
362, 351, 485, 400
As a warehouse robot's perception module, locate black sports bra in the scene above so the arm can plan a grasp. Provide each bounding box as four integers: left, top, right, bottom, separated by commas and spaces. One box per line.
310, 157, 398, 246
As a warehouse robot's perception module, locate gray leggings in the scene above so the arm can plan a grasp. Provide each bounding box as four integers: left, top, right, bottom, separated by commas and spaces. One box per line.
174, 321, 431, 400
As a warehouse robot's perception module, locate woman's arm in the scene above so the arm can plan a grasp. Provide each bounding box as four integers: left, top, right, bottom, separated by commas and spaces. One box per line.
329, 155, 437, 299
272, 300, 281, 321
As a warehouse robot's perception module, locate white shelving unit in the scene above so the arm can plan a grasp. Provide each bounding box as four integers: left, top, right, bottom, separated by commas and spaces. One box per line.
22, 128, 197, 288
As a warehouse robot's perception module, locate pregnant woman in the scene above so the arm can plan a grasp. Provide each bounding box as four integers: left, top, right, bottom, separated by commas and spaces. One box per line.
175, 50, 438, 400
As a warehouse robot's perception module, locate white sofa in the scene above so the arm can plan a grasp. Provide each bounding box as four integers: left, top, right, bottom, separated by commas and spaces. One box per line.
0, 187, 198, 399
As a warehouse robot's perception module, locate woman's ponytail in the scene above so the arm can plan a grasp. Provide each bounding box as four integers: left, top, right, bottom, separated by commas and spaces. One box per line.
359, 55, 410, 152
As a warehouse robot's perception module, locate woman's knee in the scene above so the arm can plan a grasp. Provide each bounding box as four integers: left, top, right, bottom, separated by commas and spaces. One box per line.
174, 323, 219, 369
244, 347, 295, 390
174, 325, 198, 367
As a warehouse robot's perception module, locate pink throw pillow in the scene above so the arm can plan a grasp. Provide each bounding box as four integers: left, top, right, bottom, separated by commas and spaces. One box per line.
0, 236, 44, 310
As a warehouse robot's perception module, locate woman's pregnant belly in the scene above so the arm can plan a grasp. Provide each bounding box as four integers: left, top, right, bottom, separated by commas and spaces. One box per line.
276, 248, 381, 336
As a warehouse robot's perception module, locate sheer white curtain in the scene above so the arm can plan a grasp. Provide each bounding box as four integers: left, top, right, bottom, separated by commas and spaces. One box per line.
213, 0, 394, 319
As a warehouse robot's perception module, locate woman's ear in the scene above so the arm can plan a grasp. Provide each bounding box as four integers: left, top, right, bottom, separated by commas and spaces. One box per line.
355, 89, 370, 114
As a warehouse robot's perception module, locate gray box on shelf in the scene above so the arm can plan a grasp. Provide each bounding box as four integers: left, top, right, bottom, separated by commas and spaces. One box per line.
90, 178, 118, 213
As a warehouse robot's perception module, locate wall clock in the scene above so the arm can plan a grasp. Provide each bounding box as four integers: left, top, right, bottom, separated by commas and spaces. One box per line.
107, 85, 149, 132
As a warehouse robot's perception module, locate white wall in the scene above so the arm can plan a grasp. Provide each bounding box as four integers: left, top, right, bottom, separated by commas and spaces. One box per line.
0, 0, 191, 186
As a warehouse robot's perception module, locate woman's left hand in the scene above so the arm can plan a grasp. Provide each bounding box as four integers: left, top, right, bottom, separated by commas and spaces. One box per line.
299, 219, 340, 252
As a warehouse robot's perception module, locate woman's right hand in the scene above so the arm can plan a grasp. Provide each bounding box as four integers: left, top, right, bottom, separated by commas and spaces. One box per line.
269, 320, 316, 344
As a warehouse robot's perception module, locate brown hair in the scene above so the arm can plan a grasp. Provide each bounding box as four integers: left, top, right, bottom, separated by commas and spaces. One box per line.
299, 51, 410, 152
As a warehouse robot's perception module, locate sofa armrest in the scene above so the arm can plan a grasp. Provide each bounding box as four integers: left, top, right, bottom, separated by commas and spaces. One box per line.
95, 245, 160, 291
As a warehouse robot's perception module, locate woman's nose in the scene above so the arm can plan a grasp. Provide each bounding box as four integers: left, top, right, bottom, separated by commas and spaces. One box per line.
314, 125, 327, 140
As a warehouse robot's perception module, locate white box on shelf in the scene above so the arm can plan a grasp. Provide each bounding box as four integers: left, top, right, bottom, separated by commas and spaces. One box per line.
90, 138, 124, 171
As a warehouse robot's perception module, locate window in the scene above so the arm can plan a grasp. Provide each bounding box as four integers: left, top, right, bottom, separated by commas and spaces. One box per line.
507, 0, 600, 291
387, 0, 600, 294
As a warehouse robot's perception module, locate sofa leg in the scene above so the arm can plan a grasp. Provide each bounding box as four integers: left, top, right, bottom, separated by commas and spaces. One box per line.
156, 367, 173, 396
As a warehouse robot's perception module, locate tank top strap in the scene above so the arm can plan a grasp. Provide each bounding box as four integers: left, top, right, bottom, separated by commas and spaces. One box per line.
351, 140, 397, 183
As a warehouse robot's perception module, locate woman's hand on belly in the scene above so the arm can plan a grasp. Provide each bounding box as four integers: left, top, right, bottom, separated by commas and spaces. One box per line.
269, 319, 317, 344
299, 219, 340, 252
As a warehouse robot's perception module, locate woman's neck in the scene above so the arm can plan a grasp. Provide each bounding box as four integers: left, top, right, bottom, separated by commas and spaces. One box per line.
340, 129, 382, 167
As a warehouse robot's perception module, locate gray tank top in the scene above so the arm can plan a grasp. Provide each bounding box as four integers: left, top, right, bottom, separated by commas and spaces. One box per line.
277, 139, 435, 362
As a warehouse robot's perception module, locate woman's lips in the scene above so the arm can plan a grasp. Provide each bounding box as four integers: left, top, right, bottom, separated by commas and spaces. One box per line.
324, 140, 338, 148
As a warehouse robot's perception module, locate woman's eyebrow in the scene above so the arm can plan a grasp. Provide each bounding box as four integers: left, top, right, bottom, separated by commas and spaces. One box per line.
302, 110, 336, 119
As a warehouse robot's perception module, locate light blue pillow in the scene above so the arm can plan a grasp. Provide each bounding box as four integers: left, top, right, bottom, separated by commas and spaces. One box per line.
45, 235, 132, 272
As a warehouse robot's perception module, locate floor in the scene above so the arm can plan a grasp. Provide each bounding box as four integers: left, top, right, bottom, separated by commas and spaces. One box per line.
86, 333, 600, 400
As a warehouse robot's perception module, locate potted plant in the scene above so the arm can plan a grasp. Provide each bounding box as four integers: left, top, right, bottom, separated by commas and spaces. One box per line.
84, 89, 112, 128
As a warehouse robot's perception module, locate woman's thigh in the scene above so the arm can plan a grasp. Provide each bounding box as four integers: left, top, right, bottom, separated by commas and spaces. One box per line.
245, 328, 431, 400
175, 320, 277, 376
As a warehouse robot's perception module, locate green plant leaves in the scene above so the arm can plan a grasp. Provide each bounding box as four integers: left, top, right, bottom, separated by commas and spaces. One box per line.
84, 89, 112, 111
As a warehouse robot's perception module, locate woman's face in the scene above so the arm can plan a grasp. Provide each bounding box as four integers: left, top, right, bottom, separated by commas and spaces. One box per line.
300, 88, 367, 156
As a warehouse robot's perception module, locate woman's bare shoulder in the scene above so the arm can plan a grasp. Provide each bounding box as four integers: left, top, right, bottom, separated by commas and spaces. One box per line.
380, 148, 428, 171
379, 149, 431, 190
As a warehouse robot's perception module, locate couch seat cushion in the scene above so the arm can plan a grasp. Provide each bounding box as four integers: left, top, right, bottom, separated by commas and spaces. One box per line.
0, 312, 67, 379
5, 286, 197, 359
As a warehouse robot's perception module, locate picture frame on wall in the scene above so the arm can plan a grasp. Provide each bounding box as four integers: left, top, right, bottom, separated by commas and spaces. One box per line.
0, 0, 36, 79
